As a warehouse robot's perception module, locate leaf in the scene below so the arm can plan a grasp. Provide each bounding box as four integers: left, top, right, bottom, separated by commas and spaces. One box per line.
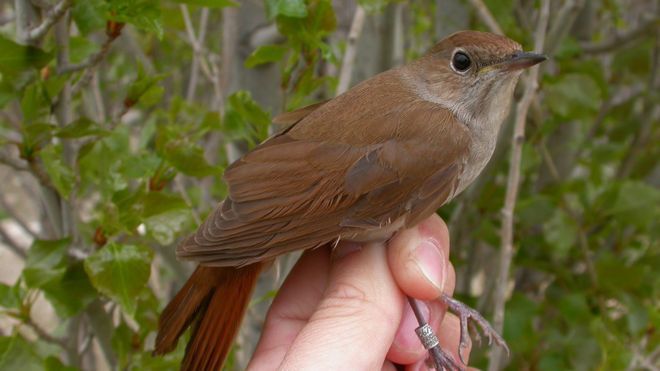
69, 37, 100, 64
172, 0, 239, 8
607, 181, 660, 228
543, 209, 577, 259
142, 192, 188, 217
21, 82, 50, 122
39, 145, 75, 199
223, 91, 271, 145
125, 66, 166, 106
0, 283, 21, 309
163, 142, 220, 177
245, 45, 288, 68
22, 238, 70, 288
21, 122, 56, 155
0, 36, 52, 76
42, 262, 97, 318
267, 0, 308, 18
109, 0, 163, 38
56, 118, 109, 139
0, 335, 42, 371
145, 209, 191, 245
72, 0, 107, 35
545, 74, 601, 118
43, 356, 78, 371
84, 243, 153, 316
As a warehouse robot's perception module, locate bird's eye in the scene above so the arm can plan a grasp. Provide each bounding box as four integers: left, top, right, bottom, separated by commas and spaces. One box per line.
451, 52, 471, 72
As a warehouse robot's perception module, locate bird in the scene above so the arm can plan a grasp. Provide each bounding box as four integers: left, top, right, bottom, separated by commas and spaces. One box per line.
153, 30, 546, 370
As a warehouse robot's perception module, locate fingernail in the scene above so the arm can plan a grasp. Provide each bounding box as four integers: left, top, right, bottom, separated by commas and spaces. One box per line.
414, 239, 446, 292
331, 241, 362, 260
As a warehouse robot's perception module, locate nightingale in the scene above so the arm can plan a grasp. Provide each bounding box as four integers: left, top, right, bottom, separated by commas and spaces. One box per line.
154, 30, 546, 370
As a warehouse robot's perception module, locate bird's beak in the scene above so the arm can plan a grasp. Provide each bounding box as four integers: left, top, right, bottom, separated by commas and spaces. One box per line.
501, 52, 547, 71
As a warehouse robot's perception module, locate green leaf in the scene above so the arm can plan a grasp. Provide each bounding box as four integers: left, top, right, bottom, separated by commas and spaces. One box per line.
142, 192, 188, 217
163, 142, 220, 177
39, 145, 75, 199
125, 66, 166, 106
607, 181, 660, 227
84, 243, 153, 316
543, 209, 577, 259
545, 74, 601, 118
109, 0, 163, 38
72, 0, 107, 35
0, 36, 52, 76
245, 45, 288, 68
267, 0, 308, 18
23, 238, 70, 288
0, 335, 42, 371
43, 356, 78, 371
56, 118, 109, 139
145, 209, 191, 245
42, 262, 97, 318
172, 0, 239, 8
21, 122, 56, 155
223, 91, 271, 145
21, 82, 50, 122
69, 37, 100, 64
0, 283, 21, 309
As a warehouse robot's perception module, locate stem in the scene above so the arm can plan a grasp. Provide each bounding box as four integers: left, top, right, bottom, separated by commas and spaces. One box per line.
467, 0, 504, 35
488, 1, 550, 370
336, 5, 366, 96
26, 0, 73, 42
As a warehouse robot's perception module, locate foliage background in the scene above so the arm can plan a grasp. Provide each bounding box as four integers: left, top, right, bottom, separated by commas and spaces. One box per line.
0, 0, 657, 370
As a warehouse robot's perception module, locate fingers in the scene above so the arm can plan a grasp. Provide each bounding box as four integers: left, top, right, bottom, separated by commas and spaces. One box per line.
248, 246, 331, 369
279, 241, 404, 370
387, 214, 454, 300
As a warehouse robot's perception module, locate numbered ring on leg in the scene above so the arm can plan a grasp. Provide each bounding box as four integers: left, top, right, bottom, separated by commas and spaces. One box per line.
415, 323, 440, 349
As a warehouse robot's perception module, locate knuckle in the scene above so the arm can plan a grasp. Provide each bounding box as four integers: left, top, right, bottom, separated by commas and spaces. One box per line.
314, 281, 391, 324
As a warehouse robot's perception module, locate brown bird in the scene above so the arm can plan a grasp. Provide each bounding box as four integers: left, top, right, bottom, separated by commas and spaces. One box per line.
154, 30, 545, 370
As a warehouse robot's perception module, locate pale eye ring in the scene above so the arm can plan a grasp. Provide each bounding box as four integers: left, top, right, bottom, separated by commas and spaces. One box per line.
451, 51, 472, 73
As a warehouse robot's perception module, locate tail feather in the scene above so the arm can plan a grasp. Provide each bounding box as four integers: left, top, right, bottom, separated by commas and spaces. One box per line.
154, 263, 263, 370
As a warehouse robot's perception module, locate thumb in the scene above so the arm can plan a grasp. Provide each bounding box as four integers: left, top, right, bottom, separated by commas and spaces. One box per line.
279, 241, 404, 370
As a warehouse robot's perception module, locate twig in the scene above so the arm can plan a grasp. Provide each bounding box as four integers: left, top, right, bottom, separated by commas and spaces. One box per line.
336, 5, 366, 96
181, 5, 210, 102
467, 0, 504, 35
488, 1, 550, 370
15, 0, 38, 44
545, 0, 586, 54
581, 17, 659, 55
58, 34, 117, 74
174, 176, 202, 225
25, 0, 73, 42
0, 223, 27, 259
23, 316, 68, 348
0, 194, 39, 240
0, 150, 30, 172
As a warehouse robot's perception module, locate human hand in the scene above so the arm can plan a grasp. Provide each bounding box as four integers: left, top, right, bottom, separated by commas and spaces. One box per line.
248, 215, 471, 370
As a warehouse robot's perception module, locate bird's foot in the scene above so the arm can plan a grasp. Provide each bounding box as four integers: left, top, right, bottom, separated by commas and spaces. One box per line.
439, 293, 509, 365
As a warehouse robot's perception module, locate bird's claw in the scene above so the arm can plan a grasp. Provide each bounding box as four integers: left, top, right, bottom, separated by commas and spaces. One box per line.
440, 293, 510, 360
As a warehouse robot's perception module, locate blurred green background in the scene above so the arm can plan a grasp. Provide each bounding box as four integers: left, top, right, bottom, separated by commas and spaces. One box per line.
0, 0, 657, 370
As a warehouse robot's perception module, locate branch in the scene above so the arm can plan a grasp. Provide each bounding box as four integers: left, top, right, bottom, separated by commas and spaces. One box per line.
0, 150, 30, 172
581, 17, 659, 55
0, 223, 27, 259
26, 0, 73, 42
336, 5, 366, 96
58, 34, 117, 74
467, 0, 504, 35
488, 0, 550, 370
0, 193, 39, 240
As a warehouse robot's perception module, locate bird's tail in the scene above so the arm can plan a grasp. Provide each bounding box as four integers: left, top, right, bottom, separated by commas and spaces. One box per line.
154, 263, 262, 370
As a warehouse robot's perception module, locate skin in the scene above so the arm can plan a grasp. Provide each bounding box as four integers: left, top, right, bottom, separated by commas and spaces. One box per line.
248, 214, 475, 370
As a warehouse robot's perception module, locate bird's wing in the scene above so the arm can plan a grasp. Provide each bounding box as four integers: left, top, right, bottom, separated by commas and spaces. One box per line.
271, 100, 329, 132
178, 85, 471, 267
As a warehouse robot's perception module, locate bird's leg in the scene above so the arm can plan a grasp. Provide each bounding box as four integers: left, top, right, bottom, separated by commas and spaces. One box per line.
407, 297, 462, 371
439, 293, 509, 365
